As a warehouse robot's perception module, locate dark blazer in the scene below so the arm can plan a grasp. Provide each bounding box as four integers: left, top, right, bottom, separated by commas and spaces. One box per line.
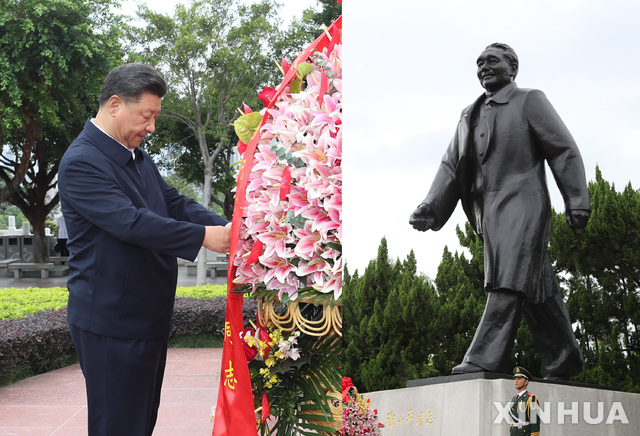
59, 119, 228, 339
424, 83, 590, 302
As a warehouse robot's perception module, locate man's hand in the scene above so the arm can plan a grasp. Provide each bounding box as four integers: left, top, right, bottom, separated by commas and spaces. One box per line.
566, 209, 590, 230
203, 225, 231, 253
409, 203, 437, 232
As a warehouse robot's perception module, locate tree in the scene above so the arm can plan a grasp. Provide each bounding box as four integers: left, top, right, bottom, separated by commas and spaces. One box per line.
163, 172, 202, 205
549, 166, 640, 391
343, 238, 439, 392
129, 0, 314, 284
347, 169, 639, 392
431, 228, 486, 374
0, 203, 26, 229
308, 0, 342, 28
0, 0, 123, 261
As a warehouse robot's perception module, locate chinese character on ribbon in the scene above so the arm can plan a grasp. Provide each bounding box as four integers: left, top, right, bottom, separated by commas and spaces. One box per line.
224, 321, 233, 345
223, 360, 238, 390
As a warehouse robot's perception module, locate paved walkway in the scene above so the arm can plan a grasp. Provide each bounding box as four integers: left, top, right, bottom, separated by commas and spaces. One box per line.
0, 265, 228, 435
0, 348, 222, 436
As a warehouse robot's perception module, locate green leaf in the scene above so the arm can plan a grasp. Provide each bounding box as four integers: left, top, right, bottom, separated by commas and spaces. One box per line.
325, 242, 342, 252
232, 112, 262, 144
288, 63, 315, 95
290, 78, 302, 94
297, 62, 314, 79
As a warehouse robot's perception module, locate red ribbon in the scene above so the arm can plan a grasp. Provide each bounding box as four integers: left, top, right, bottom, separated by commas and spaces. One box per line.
213, 16, 342, 436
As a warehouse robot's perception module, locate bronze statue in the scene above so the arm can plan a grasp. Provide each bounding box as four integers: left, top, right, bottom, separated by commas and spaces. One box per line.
410, 43, 590, 380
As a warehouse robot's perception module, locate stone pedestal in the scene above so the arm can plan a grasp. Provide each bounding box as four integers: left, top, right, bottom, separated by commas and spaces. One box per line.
364, 373, 640, 435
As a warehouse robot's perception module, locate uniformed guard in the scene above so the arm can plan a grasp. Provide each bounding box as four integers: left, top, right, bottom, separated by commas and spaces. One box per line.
509, 366, 541, 435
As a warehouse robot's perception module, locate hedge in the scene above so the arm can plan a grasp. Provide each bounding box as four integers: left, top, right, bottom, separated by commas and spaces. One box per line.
0, 296, 257, 379
1, 285, 228, 320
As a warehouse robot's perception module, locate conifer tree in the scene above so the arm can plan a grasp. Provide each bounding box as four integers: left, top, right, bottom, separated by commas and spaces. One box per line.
346, 170, 639, 393
549, 167, 640, 390
431, 225, 486, 373
343, 238, 438, 392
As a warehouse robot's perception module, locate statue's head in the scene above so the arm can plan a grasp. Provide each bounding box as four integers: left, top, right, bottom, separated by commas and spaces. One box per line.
476, 43, 519, 92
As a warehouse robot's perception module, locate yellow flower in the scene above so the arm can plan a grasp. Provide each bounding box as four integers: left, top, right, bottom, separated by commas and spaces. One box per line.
265, 356, 276, 367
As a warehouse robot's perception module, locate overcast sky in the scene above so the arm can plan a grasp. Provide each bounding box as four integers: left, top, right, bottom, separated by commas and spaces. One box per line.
342, 0, 640, 279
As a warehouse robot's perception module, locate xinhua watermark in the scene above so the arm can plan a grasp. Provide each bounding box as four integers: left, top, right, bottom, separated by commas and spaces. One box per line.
493, 401, 629, 425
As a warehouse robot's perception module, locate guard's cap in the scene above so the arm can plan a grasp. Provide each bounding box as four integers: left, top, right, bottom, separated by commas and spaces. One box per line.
513, 366, 532, 380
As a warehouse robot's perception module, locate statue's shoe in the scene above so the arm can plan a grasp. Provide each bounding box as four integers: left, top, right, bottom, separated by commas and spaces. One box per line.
451, 362, 485, 374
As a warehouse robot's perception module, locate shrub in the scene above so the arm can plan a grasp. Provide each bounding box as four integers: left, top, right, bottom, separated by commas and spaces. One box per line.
0, 296, 257, 385
0, 285, 229, 321
0, 308, 74, 376
175, 284, 227, 299
0, 287, 69, 320
170, 296, 257, 337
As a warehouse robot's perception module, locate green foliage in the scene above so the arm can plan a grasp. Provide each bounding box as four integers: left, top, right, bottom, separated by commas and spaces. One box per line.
129, 0, 314, 219
0, 287, 69, 320
0, 203, 26, 229
431, 227, 487, 374
168, 332, 224, 348
175, 284, 227, 299
1, 285, 228, 320
308, 0, 342, 28
233, 112, 263, 144
344, 238, 440, 392
164, 173, 201, 201
0, 0, 124, 261
0, 0, 120, 138
549, 166, 640, 391
252, 331, 341, 435
347, 168, 640, 393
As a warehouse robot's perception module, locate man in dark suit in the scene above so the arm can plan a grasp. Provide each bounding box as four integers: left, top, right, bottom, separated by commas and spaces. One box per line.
410, 43, 590, 379
59, 63, 230, 435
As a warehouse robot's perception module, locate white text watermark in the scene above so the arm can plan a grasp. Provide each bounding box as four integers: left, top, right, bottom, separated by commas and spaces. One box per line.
493, 401, 629, 425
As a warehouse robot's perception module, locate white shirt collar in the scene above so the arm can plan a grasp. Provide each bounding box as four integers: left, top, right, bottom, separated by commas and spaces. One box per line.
90, 118, 136, 160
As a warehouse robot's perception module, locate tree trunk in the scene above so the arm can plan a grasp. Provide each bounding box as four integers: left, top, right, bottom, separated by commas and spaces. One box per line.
224, 191, 234, 221
0, 117, 36, 203
196, 132, 215, 286
33, 228, 50, 263
26, 199, 51, 263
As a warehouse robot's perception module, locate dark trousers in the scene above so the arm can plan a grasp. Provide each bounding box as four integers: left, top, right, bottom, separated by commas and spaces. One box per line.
70, 325, 169, 436
462, 289, 583, 377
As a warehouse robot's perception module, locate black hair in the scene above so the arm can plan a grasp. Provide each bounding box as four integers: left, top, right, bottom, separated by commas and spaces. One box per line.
98, 63, 167, 106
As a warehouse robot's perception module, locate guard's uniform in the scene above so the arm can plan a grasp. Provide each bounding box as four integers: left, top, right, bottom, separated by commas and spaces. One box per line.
509, 391, 540, 435
509, 366, 540, 435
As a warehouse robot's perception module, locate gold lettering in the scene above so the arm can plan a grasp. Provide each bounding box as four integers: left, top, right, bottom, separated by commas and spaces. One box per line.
386, 411, 396, 436
426, 407, 435, 424
223, 361, 238, 390
406, 409, 414, 431
224, 321, 233, 345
